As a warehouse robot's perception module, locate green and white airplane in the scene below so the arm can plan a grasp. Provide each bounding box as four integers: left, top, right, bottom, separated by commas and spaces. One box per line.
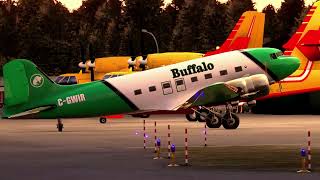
2, 48, 299, 129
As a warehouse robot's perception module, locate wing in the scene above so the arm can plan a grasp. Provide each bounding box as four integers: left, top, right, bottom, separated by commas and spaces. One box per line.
8, 106, 55, 119
174, 83, 240, 110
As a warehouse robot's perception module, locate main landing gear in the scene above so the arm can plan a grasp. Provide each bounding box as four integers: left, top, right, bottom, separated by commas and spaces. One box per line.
187, 104, 240, 129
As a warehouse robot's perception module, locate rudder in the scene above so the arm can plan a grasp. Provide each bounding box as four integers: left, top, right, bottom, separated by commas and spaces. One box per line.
3, 59, 57, 108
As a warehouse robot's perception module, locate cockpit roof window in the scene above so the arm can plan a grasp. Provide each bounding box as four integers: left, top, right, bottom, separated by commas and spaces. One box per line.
270, 53, 277, 60
270, 52, 284, 60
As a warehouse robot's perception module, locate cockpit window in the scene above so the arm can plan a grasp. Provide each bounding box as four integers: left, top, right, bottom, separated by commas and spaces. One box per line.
103, 75, 112, 79
59, 77, 70, 85
270, 52, 284, 60
55, 76, 64, 83
104, 74, 124, 79
270, 53, 277, 59
68, 76, 77, 85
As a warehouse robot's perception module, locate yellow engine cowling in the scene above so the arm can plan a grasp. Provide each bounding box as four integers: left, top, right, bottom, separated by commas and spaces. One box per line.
137, 52, 204, 70
94, 57, 131, 73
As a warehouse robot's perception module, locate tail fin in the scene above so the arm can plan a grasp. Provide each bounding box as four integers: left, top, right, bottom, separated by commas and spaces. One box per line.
205, 11, 265, 56
281, 1, 320, 82
3, 59, 57, 118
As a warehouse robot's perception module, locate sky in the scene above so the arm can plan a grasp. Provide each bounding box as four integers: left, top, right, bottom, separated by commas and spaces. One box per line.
58, 0, 316, 12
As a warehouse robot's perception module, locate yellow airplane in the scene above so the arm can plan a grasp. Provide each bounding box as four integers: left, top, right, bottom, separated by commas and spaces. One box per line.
55, 11, 265, 85
253, 1, 320, 114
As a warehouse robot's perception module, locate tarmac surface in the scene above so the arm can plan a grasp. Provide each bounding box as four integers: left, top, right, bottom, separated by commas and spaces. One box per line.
0, 114, 320, 180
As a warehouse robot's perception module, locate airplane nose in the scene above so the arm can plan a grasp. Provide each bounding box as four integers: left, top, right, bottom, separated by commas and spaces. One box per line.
274, 56, 300, 81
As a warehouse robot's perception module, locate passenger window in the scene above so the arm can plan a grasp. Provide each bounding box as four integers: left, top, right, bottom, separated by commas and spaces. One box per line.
191, 77, 198, 82
204, 73, 213, 79
235, 66, 243, 72
149, 86, 157, 92
175, 78, 186, 92
134, 89, 142, 95
161, 81, 173, 95
220, 70, 228, 76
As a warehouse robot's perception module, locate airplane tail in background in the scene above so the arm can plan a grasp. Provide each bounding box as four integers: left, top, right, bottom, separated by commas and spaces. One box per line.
281, 1, 320, 82
205, 11, 265, 56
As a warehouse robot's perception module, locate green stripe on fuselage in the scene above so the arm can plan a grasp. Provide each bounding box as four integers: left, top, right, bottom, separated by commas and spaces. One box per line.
4, 81, 135, 119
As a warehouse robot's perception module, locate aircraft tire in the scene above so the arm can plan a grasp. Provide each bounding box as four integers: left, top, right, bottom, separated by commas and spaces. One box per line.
197, 109, 210, 122
222, 113, 240, 129
186, 113, 197, 122
99, 117, 107, 124
139, 114, 151, 118
205, 114, 222, 128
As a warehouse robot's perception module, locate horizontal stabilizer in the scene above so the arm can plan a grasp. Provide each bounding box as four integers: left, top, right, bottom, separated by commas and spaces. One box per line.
8, 106, 54, 119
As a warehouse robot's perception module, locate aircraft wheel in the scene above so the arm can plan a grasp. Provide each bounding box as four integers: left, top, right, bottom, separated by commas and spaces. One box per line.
197, 109, 210, 122
205, 114, 222, 128
57, 123, 64, 132
100, 117, 107, 124
222, 113, 240, 129
140, 114, 150, 118
186, 112, 197, 122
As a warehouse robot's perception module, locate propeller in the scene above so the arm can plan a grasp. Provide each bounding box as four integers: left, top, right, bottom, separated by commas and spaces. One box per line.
128, 38, 137, 71
78, 43, 87, 73
139, 55, 148, 71
88, 43, 96, 81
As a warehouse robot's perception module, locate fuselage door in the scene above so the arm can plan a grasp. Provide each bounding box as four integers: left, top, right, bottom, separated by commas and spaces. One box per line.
175, 78, 186, 92
161, 81, 173, 95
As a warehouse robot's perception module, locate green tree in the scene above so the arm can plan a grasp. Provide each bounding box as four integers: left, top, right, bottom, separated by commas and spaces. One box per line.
198, 0, 228, 52
170, 0, 208, 51
262, 4, 279, 45
120, 0, 164, 56
277, 0, 305, 44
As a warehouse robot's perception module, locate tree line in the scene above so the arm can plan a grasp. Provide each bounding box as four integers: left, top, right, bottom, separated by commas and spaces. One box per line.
0, 0, 306, 74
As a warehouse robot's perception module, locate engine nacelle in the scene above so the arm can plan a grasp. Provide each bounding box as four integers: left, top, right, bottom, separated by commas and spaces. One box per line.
226, 74, 270, 98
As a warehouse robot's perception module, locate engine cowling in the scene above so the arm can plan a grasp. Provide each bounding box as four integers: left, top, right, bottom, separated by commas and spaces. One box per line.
226, 74, 270, 99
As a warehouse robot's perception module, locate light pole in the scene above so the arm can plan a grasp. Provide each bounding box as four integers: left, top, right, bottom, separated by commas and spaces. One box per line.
141, 29, 159, 53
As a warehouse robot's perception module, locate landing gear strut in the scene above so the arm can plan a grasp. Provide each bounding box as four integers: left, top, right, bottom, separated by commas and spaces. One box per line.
57, 118, 64, 132
189, 104, 240, 129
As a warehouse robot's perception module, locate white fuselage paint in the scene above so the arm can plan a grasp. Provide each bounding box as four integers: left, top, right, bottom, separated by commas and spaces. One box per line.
106, 50, 270, 111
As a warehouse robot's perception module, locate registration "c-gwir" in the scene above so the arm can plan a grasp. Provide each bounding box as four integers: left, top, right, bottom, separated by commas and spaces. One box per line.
57, 94, 86, 107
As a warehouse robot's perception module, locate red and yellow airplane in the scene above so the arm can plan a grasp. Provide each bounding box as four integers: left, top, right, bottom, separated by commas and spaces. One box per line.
56, 11, 265, 85
253, 1, 320, 114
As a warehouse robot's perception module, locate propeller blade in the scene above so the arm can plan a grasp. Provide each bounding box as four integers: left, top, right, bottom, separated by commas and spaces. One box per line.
128, 37, 136, 71
89, 43, 95, 82
79, 42, 86, 72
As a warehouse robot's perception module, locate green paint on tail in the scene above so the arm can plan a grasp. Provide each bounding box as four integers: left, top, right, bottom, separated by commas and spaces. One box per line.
3, 59, 135, 119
